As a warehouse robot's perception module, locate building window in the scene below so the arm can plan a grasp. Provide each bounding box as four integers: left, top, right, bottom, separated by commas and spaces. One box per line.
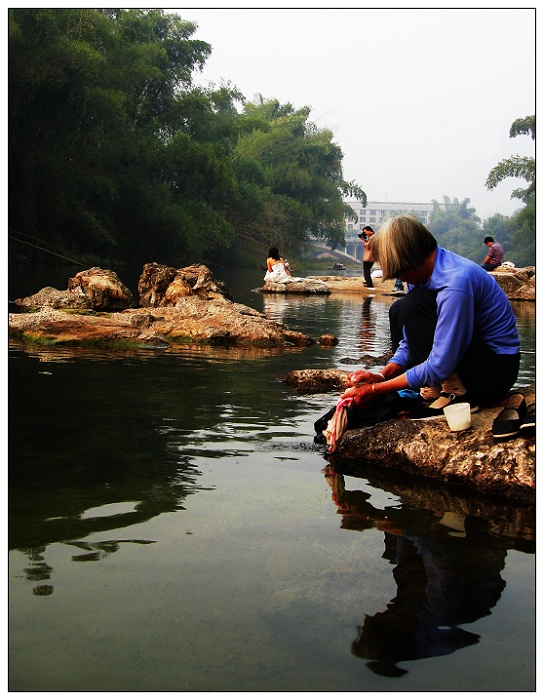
370, 217, 376, 223
370, 210, 376, 215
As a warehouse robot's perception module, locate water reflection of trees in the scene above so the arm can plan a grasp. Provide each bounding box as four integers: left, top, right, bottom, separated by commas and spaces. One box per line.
323, 464, 535, 678
8, 339, 319, 599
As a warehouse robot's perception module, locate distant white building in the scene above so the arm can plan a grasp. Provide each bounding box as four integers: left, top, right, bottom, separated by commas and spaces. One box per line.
342, 200, 444, 261
344, 200, 441, 237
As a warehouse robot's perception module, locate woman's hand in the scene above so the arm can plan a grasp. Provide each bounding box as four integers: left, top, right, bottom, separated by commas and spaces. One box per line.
347, 370, 384, 386
340, 383, 376, 409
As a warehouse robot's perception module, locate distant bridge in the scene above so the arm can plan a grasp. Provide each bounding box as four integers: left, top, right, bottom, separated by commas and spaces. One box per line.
310, 238, 364, 263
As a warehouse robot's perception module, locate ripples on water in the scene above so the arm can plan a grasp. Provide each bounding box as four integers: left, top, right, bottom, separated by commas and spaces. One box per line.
8, 266, 536, 692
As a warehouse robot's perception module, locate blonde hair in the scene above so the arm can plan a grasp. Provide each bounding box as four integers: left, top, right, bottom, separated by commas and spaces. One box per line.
371, 215, 437, 279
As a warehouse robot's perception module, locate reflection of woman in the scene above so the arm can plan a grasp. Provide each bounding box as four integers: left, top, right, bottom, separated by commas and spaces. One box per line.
325, 469, 507, 678
264, 247, 297, 284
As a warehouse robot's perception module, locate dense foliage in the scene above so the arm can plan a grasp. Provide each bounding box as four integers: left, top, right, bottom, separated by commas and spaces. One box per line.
9, 8, 365, 267
9, 10, 533, 269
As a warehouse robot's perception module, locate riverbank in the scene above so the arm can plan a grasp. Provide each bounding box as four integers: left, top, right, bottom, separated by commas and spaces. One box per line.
312, 264, 535, 301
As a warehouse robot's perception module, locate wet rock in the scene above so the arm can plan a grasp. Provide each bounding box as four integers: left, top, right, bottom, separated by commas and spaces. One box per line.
283, 368, 351, 394
319, 334, 339, 346
285, 368, 535, 504
9, 298, 314, 349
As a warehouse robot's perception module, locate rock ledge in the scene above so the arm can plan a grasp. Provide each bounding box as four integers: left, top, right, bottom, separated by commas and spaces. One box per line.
284, 368, 535, 504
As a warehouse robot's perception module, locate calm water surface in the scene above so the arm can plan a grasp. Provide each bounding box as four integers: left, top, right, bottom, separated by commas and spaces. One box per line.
8, 265, 536, 692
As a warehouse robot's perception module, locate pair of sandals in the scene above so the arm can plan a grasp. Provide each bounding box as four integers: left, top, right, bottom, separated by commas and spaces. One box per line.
492, 392, 536, 439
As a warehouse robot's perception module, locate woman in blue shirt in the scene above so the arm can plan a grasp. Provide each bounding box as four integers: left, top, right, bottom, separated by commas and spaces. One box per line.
342, 215, 520, 414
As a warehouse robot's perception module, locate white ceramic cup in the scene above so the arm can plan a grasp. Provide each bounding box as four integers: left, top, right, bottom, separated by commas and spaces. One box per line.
443, 402, 471, 431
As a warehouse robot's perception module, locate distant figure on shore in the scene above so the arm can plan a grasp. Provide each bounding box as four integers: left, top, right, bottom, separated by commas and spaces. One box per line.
481, 236, 504, 271
358, 226, 375, 288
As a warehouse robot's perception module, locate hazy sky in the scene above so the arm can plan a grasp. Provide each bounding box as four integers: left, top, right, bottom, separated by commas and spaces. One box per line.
171, 5, 535, 220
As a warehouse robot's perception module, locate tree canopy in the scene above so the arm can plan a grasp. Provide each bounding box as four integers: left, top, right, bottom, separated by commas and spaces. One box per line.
9, 8, 365, 267
484, 114, 535, 266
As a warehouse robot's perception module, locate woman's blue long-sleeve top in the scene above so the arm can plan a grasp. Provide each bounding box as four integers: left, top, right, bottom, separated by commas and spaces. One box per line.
389, 247, 520, 390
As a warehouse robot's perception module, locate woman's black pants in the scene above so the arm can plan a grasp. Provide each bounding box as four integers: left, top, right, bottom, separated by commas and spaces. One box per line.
388, 287, 519, 406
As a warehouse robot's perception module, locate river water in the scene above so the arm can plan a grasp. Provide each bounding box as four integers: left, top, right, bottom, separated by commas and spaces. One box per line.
8, 264, 536, 692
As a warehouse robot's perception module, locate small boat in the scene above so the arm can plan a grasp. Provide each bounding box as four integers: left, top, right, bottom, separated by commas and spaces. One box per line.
331, 262, 345, 270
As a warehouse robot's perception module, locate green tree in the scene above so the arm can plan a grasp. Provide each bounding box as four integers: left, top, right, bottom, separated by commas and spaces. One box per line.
9, 8, 223, 264
9, 9, 365, 267
486, 115, 535, 204
485, 115, 535, 266
427, 196, 483, 261
224, 96, 366, 257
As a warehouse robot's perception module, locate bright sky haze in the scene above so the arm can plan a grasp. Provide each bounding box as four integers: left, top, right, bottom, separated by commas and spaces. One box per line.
175, 6, 535, 221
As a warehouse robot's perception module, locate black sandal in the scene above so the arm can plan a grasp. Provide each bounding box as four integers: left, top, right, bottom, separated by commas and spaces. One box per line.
415, 392, 478, 419
520, 403, 535, 434
492, 392, 527, 438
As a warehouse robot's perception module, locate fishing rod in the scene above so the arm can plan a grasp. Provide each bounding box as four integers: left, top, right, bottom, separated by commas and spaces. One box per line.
9, 229, 85, 266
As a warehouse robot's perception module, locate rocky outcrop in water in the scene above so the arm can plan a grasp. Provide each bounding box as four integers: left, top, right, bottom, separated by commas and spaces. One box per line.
284, 368, 535, 504
261, 279, 331, 295
490, 265, 535, 301
9, 264, 314, 349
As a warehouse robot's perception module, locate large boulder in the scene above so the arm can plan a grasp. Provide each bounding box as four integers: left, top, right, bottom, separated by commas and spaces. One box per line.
138, 262, 233, 306
490, 266, 535, 301
14, 268, 134, 311
335, 400, 535, 504
67, 267, 134, 310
